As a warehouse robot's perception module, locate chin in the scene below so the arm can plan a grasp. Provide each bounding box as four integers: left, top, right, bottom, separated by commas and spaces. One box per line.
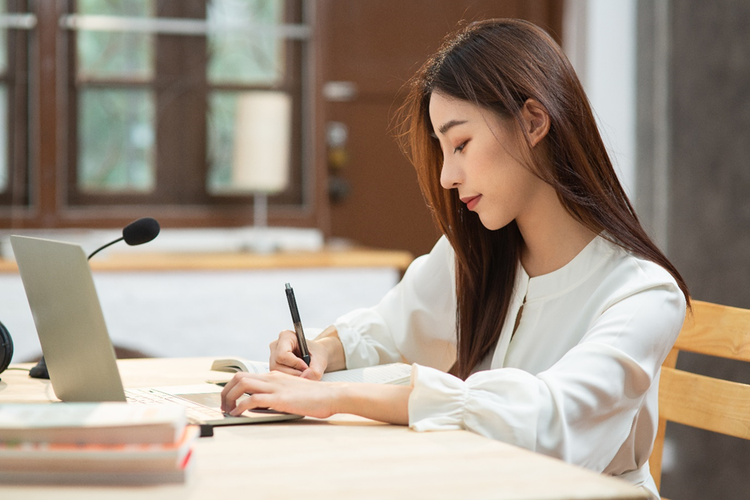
480, 222, 504, 231
478, 214, 513, 232
478, 216, 503, 231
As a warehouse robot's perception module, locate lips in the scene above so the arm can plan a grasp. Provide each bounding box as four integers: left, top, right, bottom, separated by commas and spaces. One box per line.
460, 195, 481, 211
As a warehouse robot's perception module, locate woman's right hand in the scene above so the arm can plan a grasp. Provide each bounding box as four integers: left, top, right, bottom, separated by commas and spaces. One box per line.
269, 330, 329, 380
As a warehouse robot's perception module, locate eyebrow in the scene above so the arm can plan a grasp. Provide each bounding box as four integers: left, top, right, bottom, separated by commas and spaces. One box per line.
437, 119, 468, 136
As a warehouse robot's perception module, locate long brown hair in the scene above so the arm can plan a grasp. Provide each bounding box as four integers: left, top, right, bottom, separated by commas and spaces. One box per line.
396, 19, 690, 380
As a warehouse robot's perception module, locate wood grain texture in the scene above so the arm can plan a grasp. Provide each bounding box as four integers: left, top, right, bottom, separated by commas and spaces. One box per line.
0, 248, 414, 273
659, 367, 750, 439
676, 301, 750, 361
650, 300, 750, 491
0, 358, 647, 500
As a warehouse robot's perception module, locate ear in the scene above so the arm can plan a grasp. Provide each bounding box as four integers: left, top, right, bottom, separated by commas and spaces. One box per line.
520, 99, 550, 148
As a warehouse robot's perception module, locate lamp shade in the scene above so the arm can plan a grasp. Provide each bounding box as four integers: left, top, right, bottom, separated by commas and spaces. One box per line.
231, 91, 291, 194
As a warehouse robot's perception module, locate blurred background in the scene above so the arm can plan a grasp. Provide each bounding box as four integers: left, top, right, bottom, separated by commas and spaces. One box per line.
0, 0, 748, 497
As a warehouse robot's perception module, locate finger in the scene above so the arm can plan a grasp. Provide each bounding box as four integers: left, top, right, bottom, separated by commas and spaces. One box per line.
270, 330, 308, 372
230, 393, 275, 416
272, 351, 309, 373
272, 330, 299, 353
220, 374, 243, 412
222, 373, 272, 412
272, 363, 305, 377
300, 366, 322, 381
306, 354, 327, 380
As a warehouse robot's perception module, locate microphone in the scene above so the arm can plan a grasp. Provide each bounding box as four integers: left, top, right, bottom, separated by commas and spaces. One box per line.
88, 217, 161, 260
29, 218, 161, 379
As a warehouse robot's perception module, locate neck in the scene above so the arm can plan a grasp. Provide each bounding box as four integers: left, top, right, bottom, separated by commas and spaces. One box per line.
517, 184, 597, 278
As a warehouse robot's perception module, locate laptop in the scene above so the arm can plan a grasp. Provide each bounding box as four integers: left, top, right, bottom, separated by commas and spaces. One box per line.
10, 235, 301, 427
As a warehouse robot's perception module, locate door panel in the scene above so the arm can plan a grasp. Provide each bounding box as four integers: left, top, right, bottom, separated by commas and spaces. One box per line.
316, 0, 563, 256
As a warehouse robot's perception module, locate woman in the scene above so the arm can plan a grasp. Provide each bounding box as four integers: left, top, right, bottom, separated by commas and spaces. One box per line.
222, 19, 688, 498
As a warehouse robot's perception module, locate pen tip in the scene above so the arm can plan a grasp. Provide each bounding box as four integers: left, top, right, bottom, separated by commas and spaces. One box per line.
285, 283, 291, 289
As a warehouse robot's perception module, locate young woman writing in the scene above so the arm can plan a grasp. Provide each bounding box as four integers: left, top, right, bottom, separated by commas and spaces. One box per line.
221, 18, 688, 498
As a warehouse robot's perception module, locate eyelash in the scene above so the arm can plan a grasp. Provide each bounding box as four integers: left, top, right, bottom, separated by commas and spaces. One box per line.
453, 141, 467, 154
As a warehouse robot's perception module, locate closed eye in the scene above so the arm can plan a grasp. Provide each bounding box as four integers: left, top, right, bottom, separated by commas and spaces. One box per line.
453, 141, 468, 154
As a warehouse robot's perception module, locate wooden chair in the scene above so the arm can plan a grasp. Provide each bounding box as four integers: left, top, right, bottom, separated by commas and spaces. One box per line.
649, 300, 750, 495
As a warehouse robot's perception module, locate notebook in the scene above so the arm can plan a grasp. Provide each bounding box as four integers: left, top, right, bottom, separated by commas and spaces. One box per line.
10, 235, 302, 427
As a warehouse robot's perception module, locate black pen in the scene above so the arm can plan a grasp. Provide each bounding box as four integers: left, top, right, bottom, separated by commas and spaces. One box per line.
284, 283, 310, 366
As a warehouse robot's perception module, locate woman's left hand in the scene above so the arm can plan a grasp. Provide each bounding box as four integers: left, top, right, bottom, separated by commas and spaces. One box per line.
220, 370, 339, 419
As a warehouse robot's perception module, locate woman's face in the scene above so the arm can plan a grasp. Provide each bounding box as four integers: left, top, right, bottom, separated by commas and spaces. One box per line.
429, 91, 547, 231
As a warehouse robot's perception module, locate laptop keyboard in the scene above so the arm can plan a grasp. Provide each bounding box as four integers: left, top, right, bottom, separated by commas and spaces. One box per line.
125, 387, 225, 423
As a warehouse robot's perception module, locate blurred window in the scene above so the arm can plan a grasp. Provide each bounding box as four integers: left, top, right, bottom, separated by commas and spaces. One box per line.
0, 0, 308, 227
0, 0, 31, 209
74, 0, 155, 194
68, 0, 305, 207
0, 1, 7, 194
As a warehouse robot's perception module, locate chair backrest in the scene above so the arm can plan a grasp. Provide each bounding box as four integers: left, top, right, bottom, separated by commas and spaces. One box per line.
649, 300, 750, 490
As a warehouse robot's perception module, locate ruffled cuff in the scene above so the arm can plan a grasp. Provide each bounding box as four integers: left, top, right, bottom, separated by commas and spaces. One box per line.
408, 364, 540, 451
334, 320, 379, 369
332, 307, 406, 369
408, 364, 466, 431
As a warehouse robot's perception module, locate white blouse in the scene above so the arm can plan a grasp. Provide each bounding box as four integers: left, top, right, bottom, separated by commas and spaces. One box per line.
333, 235, 685, 498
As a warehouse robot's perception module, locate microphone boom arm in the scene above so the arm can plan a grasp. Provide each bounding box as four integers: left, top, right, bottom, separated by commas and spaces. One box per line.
87, 236, 124, 261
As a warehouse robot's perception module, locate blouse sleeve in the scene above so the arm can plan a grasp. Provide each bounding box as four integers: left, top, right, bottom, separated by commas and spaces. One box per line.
333, 236, 457, 372
408, 279, 686, 472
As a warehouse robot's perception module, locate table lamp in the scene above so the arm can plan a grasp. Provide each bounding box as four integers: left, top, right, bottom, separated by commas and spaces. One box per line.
231, 91, 291, 252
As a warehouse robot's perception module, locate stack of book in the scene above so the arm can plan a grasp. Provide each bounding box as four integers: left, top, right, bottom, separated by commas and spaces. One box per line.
0, 403, 198, 484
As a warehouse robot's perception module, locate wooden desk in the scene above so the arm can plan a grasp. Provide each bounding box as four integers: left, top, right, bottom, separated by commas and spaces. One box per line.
0, 248, 415, 273
0, 358, 647, 500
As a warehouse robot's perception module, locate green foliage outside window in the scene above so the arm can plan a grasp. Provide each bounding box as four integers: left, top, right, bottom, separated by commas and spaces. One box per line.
75, 0, 286, 194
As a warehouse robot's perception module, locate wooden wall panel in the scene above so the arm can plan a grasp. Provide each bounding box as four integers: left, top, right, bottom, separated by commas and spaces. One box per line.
315, 0, 563, 256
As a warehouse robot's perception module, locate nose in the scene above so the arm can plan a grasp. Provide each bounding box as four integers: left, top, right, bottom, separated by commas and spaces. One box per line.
440, 157, 461, 190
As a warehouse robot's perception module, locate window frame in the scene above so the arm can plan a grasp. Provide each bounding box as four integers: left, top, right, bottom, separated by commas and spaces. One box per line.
0, 0, 30, 209
1, 0, 319, 231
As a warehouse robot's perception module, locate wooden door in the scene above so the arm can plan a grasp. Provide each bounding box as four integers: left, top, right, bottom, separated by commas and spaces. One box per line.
315, 1, 563, 256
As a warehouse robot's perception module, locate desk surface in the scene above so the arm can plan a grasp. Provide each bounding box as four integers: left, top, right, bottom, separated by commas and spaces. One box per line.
0, 248, 414, 273
0, 358, 647, 500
